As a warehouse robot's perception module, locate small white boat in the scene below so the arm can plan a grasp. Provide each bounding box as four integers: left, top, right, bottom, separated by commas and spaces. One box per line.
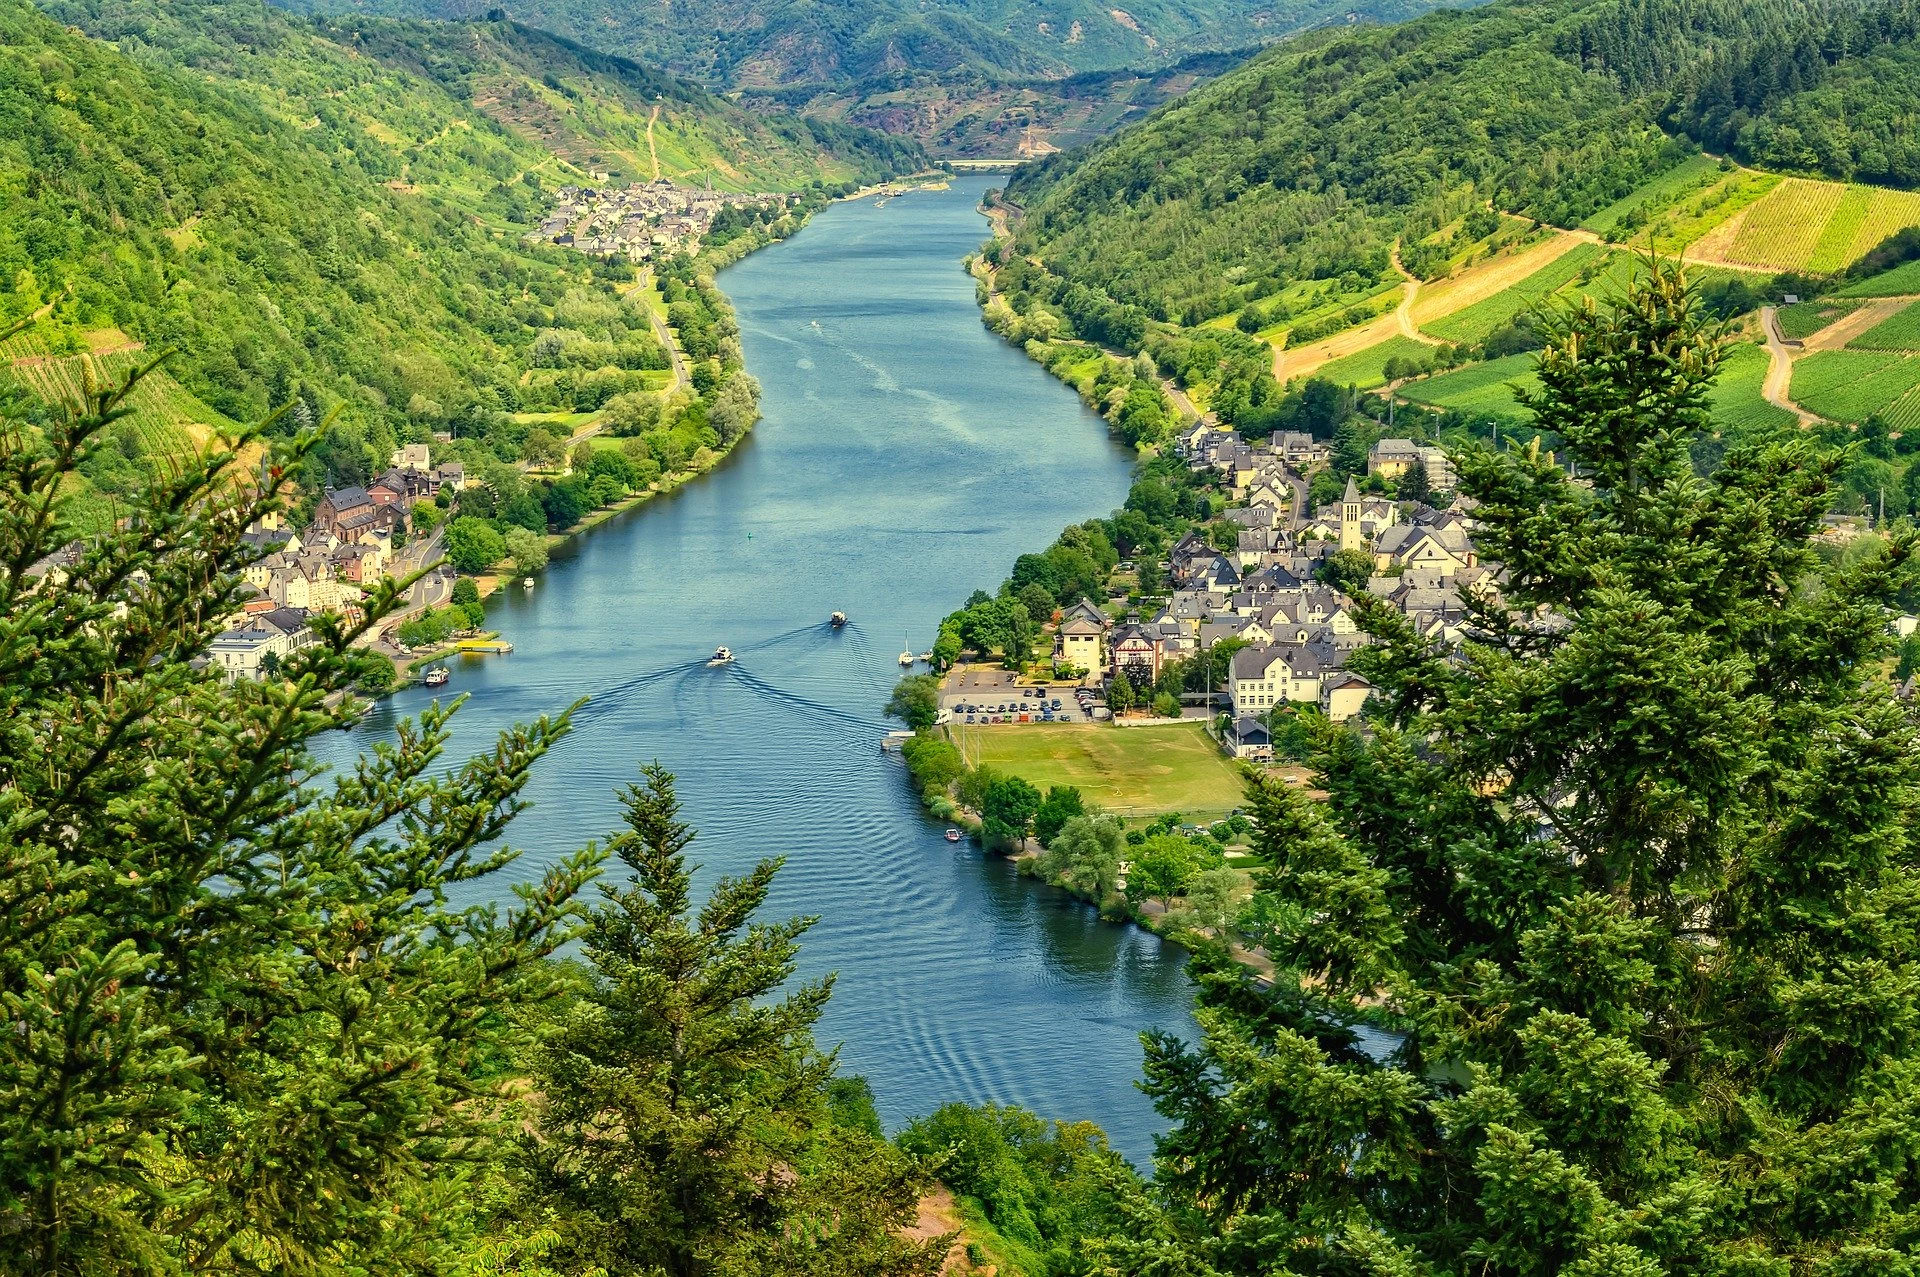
945, 828, 962, 843
918, 651, 933, 663
709, 646, 734, 666
831, 611, 848, 628
898, 646, 914, 666
422, 666, 450, 688
522, 577, 534, 589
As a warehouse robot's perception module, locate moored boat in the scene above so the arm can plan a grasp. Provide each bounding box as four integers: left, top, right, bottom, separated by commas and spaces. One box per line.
945, 828, 961, 843
422, 666, 450, 688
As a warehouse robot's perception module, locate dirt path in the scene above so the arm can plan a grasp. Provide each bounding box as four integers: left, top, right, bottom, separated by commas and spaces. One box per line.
1760, 306, 1823, 427
1389, 243, 1444, 347
1801, 296, 1914, 352
1410, 231, 1588, 327
645, 104, 662, 182
1272, 310, 1400, 383
907, 1187, 971, 1274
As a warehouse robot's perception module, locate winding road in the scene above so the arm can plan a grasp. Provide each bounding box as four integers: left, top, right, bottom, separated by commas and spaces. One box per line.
1759, 306, 1822, 427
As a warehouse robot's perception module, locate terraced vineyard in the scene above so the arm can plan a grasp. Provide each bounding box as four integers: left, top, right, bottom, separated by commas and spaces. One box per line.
1791, 350, 1920, 423
1706, 178, 1920, 272
6, 345, 233, 459
1848, 302, 1920, 353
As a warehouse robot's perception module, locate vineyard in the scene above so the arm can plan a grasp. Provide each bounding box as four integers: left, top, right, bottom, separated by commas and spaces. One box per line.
1841, 260, 1920, 297
7, 345, 233, 459
1848, 302, 1920, 353
1581, 154, 1723, 236
1726, 179, 1846, 270
1791, 350, 1920, 422
1423, 243, 1606, 344
1707, 178, 1920, 272
1400, 354, 1538, 420
1317, 335, 1437, 390
1706, 341, 1795, 432
1775, 300, 1862, 341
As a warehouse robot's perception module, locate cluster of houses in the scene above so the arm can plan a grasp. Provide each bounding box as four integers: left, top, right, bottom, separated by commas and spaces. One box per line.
1049, 426, 1493, 761
209, 444, 469, 681
525, 179, 789, 262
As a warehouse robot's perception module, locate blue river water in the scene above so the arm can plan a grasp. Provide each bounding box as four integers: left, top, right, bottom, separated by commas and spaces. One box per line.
320, 176, 1196, 1164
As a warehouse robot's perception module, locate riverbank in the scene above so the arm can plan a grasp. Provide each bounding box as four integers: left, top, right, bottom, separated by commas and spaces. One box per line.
324, 177, 1191, 1163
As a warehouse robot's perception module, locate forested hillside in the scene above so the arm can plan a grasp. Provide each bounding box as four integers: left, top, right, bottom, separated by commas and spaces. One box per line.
0, 0, 917, 522
275, 0, 1473, 155
1007, 0, 1920, 320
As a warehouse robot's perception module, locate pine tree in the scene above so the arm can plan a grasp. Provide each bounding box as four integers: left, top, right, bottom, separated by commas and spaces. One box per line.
519, 765, 945, 1277
1100, 259, 1920, 1275
0, 329, 604, 1273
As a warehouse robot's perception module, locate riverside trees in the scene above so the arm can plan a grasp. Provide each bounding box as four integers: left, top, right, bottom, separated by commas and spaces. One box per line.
1095, 258, 1920, 1274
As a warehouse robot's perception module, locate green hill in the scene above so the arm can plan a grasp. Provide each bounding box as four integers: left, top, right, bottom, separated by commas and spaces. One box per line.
1006, 0, 1920, 323
0, 0, 919, 516
274, 0, 1478, 156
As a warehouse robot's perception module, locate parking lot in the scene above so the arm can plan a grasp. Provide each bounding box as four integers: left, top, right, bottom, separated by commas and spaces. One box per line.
937, 666, 1104, 726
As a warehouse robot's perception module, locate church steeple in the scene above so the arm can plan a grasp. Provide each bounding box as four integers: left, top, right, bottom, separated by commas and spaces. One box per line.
1339, 476, 1363, 552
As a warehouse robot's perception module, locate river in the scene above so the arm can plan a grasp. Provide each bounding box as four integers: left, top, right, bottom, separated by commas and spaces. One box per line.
326, 176, 1196, 1164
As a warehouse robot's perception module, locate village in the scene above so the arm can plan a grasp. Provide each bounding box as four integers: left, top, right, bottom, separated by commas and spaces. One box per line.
72, 442, 481, 684
933, 424, 1482, 765
525, 178, 790, 261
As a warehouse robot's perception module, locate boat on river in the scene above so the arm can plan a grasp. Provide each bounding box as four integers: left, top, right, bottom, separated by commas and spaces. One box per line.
898, 644, 914, 666
831, 611, 847, 628
709, 645, 734, 666
422, 666, 450, 688
945, 828, 962, 843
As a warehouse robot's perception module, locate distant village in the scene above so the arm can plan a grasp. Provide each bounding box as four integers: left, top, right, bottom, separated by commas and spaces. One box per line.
525, 178, 790, 262
16, 444, 476, 683
942, 425, 1487, 762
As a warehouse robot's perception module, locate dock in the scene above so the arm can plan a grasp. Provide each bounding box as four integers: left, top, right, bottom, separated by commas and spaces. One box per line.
456, 638, 514, 654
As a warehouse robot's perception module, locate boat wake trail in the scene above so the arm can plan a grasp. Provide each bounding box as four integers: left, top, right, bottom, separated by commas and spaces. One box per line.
740, 622, 831, 654
574, 658, 708, 720
726, 664, 889, 733
838, 623, 889, 699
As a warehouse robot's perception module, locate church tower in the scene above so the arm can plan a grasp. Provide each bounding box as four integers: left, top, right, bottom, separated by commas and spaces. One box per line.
1339, 476, 1363, 553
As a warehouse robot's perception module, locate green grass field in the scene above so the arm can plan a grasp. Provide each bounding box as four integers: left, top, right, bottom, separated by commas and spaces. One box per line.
1315, 334, 1436, 389
1841, 261, 1920, 297
1775, 299, 1862, 341
947, 721, 1247, 819
1400, 354, 1539, 420
1709, 341, 1797, 432
1792, 350, 1920, 422
1849, 301, 1920, 352
1424, 242, 1607, 345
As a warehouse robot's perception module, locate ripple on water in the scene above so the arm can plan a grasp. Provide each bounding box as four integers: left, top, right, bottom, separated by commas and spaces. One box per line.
312, 179, 1194, 1165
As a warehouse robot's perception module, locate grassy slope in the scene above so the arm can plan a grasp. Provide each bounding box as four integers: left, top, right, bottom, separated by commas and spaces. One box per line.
947, 721, 1245, 817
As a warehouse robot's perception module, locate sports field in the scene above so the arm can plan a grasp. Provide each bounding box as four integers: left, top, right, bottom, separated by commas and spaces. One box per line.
947, 720, 1247, 818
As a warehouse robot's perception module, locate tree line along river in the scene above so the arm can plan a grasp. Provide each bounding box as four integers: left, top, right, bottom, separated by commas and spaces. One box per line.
322, 175, 1197, 1164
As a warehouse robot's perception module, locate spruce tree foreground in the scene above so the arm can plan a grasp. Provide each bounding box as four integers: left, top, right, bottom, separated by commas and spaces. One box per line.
1094, 260, 1920, 1274
0, 330, 944, 1275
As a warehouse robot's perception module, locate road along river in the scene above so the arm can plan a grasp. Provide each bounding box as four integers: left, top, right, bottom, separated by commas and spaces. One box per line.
323, 176, 1197, 1164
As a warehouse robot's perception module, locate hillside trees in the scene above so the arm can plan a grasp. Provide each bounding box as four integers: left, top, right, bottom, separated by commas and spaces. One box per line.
0, 339, 606, 1273
1097, 259, 1920, 1274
